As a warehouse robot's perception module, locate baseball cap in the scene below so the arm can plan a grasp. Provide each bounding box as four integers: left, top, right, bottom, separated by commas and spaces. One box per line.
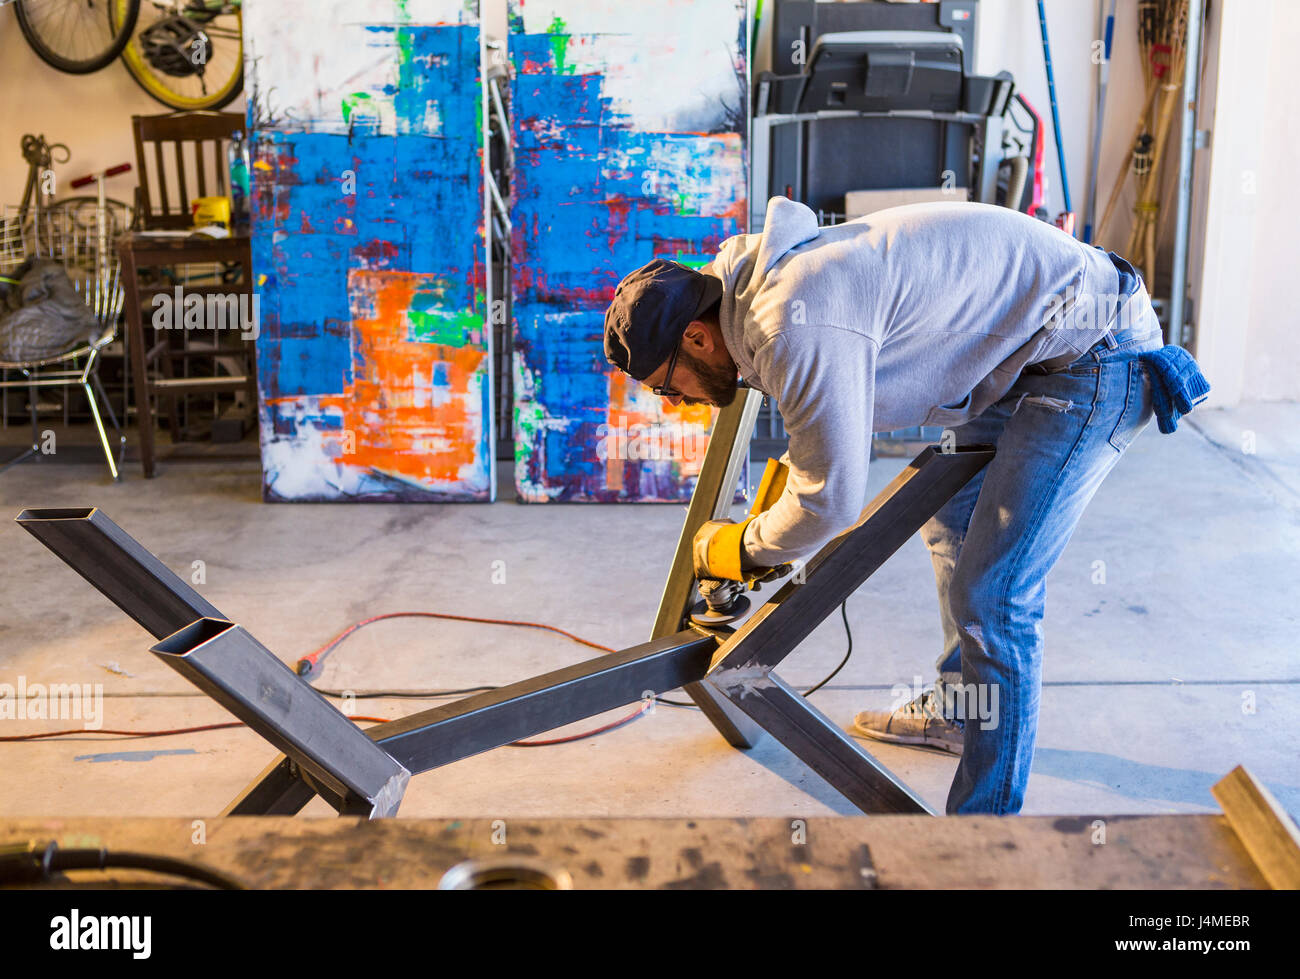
603, 259, 724, 381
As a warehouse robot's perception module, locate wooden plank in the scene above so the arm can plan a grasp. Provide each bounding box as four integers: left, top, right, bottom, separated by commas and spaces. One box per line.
152, 142, 169, 218
0, 815, 1267, 890
1212, 764, 1300, 889
845, 813, 1267, 890
174, 141, 189, 211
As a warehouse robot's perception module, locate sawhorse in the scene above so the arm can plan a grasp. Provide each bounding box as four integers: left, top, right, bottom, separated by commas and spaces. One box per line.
17, 389, 992, 817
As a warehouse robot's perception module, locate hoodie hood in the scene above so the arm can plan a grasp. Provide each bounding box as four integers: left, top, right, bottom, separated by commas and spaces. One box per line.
707, 197, 822, 385
712, 196, 821, 295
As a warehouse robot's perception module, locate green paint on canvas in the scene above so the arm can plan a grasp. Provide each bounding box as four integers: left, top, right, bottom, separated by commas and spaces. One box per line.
547, 15, 571, 74
341, 92, 374, 124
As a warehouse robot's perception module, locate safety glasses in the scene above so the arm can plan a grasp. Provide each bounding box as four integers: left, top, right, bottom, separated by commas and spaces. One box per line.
650, 338, 682, 398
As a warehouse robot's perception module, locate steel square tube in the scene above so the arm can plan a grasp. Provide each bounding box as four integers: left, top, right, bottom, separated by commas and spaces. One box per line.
152, 618, 410, 818
15, 506, 223, 640
365, 629, 720, 774
23, 443, 989, 820
227, 628, 719, 813
229, 628, 721, 814
651, 388, 762, 638
707, 671, 934, 814
651, 388, 765, 749
710, 446, 995, 676
224, 757, 321, 817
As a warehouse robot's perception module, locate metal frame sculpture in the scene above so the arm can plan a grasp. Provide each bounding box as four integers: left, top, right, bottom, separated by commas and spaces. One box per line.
16, 388, 993, 817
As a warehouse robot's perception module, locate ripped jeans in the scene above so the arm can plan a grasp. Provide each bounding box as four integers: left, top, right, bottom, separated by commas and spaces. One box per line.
921, 301, 1164, 815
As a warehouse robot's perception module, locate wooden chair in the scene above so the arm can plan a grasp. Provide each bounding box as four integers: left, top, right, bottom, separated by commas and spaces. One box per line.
118, 111, 258, 477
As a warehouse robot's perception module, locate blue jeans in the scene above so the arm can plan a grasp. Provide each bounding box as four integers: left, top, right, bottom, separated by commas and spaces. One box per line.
922, 297, 1164, 815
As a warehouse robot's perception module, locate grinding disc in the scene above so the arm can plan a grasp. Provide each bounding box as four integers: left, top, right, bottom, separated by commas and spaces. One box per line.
689, 594, 751, 627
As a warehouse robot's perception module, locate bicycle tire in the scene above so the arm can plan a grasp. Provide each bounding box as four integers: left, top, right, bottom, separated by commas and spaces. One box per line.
117, 4, 244, 111
124, 57, 244, 111
15, 0, 140, 74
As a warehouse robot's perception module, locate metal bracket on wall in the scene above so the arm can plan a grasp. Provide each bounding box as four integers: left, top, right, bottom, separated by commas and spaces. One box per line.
16, 441, 993, 818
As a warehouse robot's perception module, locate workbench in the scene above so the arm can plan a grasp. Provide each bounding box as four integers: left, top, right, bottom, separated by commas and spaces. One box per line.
0, 814, 1268, 889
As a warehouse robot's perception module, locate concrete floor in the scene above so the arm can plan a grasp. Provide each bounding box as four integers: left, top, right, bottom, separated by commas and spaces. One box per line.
1, 403, 1297, 820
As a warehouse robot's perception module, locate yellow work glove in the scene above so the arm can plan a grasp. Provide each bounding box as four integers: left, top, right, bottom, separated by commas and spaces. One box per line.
692, 517, 755, 582
692, 518, 794, 585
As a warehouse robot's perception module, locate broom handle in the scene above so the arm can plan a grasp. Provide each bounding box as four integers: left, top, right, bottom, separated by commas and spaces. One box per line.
1127, 79, 1181, 263
1096, 80, 1161, 244
1126, 1, 1192, 279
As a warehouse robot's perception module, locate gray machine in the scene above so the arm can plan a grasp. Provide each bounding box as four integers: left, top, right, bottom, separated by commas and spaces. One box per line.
749, 0, 1039, 457
753, 0, 1036, 227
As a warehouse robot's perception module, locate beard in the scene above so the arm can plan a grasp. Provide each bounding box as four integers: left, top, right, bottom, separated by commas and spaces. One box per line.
677, 348, 739, 407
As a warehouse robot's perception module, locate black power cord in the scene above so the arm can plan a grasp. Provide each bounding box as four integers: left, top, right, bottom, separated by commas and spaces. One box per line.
655, 598, 854, 708
801, 600, 854, 696
0, 840, 246, 889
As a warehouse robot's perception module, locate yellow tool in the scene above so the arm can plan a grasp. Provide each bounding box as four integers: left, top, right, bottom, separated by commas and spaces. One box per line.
690, 458, 792, 626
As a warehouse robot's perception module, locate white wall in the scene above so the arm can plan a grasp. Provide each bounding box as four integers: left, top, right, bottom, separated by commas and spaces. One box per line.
1194, 0, 1300, 405
1238, 1, 1300, 403
976, 0, 1107, 227
0, 4, 245, 206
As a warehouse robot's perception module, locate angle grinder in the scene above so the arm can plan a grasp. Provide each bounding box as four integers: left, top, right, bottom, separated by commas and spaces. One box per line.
690, 578, 751, 627
689, 457, 794, 627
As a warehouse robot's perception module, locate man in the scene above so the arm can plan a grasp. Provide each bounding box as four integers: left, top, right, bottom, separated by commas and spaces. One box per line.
603, 196, 1208, 816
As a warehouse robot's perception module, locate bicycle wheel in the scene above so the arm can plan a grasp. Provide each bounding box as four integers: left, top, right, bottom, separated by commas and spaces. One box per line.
15, 0, 140, 74
50, 196, 135, 241
116, 1, 244, 111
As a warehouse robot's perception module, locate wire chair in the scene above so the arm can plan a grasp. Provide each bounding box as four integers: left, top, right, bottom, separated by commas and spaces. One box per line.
0, 193, 128, 480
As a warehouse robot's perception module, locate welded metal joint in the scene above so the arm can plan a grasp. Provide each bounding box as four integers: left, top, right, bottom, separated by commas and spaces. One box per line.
705, 662, 776, 699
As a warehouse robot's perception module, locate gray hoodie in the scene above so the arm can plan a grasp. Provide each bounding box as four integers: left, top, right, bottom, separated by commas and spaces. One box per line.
706, 196, 1128, 568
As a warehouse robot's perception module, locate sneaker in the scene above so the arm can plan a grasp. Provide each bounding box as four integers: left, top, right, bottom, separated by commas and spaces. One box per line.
852, 688, 965, 754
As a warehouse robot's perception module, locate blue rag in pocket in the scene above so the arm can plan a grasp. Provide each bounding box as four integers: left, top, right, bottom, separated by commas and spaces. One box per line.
1137, 344, 1211, 434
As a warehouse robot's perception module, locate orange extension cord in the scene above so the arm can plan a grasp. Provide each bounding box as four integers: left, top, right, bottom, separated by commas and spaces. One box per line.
0, 612, 649, 746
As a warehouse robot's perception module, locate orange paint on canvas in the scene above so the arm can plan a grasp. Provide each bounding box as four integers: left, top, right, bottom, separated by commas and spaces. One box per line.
286, 270, 488, 489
